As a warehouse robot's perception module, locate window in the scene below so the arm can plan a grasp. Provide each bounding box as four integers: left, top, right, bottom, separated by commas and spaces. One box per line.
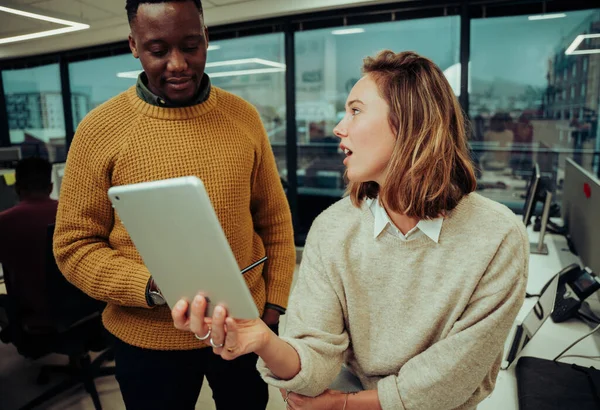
294, 15, 460, 237
69, 34, 287, 176
207, 33, 286, 178
470, 9, 600, 209
2, 64, 66, 162
581, 83, 586, 98
70, 53, 142, 130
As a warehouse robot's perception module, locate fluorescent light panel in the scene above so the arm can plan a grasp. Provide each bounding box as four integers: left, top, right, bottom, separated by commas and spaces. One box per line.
331, 28, 365, 35
210, 68, 285, 78
206, 58, 285, 69
0, 6, 89, 45
528, 13, 566, 21
117, 58, 286, 79
565, 33, 600, 55
207, 45, 220, 51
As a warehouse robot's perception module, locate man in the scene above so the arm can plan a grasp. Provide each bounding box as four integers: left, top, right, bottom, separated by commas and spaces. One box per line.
0, 157, 58, 333
52, 1, 296, 409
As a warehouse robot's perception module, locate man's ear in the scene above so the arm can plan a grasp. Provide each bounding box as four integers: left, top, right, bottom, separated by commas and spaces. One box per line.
204, 26, 210, 50
129, 34, 139, 59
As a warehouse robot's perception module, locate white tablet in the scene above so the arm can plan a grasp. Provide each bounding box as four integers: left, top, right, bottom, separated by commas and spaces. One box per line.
107, 176, 260, 319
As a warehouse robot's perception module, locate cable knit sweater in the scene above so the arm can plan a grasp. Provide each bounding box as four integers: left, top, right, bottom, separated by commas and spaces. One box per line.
54, 86, 295, 350
258, 193, 528, 410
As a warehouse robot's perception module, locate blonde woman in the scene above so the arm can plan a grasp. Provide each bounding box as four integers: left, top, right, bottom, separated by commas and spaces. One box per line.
172, 50, 528, 410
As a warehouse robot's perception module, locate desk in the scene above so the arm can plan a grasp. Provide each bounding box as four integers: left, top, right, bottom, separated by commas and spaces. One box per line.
479, 228, 600, 410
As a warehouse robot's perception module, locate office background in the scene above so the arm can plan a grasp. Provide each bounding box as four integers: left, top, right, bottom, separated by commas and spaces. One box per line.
0, 0, 598, 244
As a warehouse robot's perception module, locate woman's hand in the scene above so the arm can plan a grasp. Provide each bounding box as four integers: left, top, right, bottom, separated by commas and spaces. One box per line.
171, 294, 273, 359
280, 389, 346, 410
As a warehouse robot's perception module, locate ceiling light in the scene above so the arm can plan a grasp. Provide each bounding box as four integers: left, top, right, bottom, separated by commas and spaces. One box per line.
208, 45, 221, 51
331, 28, 365, 35
117, 71, 141, 79
116, 58, 287, 79
565, 33, 600, 55
209, 68, 285, 78
0, 5, 89, 45
528, 13, 566, 21
205, 58, 285, 69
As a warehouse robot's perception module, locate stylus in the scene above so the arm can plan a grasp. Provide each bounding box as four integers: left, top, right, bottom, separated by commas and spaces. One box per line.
241, 256, 268, 275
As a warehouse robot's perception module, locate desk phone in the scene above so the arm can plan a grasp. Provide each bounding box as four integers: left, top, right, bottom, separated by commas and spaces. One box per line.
551, 263, 600, 323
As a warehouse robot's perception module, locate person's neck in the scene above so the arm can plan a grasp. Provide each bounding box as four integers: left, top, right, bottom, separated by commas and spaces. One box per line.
19, 192, 51, 202
385, 206, 419, 236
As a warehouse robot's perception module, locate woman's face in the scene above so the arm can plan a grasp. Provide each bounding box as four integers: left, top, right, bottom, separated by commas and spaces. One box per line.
333, 75, 397, 185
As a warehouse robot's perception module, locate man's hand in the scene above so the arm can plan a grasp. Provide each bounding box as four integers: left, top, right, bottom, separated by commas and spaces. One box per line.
280, 389, 345, 410
262, 307, 281, 326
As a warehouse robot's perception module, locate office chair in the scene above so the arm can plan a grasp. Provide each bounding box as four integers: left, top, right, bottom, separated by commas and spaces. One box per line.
1, 224, 116, 410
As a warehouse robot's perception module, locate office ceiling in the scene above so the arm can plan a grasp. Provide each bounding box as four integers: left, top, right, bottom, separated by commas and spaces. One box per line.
0, 0, 401, 60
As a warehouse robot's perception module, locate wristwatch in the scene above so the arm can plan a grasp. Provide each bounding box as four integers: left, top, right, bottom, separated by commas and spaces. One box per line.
146, 277, 166, 306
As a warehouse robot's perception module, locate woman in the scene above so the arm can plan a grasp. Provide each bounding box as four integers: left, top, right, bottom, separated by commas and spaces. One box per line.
172, 50, 528, 410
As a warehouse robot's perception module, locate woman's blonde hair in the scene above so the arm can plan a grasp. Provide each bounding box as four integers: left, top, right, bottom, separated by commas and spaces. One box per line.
347, 50, 477, 219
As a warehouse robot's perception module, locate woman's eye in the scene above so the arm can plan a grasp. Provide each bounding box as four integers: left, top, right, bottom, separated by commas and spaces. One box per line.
351, 108, 360, 116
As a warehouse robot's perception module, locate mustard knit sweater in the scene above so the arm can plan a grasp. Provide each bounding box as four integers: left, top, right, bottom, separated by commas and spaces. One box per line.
54, 86, 296, 350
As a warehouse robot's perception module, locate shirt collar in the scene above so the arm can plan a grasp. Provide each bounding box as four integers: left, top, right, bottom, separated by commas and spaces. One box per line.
366, 197, 443, 243
136, 72, 212, 108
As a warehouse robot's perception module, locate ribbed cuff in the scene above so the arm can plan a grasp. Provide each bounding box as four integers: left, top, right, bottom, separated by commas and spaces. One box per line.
126, 265, 153, 308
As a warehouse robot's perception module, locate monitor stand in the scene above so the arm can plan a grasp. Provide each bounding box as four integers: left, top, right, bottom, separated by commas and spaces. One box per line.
531, 191, 552, 255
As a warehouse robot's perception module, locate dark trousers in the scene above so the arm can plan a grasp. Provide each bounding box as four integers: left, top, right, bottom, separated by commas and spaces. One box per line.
113, 328, 276, 410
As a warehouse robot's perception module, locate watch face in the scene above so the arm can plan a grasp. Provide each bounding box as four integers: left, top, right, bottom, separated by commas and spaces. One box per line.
150, 292, 166, 305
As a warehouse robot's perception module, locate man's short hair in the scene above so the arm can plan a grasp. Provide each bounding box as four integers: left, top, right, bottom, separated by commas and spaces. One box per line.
126, 0, 203, 24
15, 157, 52, 193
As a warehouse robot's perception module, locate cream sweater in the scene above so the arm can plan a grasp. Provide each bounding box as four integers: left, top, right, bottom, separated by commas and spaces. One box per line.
258, 193, 528, 410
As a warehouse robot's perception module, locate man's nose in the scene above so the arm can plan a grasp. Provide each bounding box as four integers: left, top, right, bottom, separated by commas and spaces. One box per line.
167, 50, 188, 72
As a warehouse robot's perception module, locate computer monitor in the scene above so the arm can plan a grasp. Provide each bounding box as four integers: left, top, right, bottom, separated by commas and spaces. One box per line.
0, 147, 22, 168
562, 158, 600, 275
522, 163, 541, 227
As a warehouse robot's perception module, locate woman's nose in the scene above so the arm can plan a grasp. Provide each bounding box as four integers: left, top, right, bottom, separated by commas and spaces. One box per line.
333, 121, 347, 139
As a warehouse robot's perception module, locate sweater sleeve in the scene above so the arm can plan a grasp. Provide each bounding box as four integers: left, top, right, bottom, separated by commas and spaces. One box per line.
53, 116, 150, 308
377, 223, 529, 410
257, 223, 349, 395
249, 112, 296, 310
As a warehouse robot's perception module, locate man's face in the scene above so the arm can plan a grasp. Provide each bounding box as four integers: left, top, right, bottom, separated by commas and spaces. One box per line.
128, 1, 208, 105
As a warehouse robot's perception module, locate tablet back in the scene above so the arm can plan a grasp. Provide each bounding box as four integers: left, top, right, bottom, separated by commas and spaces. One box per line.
108, 176, 259, 319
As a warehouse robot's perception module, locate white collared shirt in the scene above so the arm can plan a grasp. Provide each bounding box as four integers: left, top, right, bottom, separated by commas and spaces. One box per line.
366, 197, 443, 243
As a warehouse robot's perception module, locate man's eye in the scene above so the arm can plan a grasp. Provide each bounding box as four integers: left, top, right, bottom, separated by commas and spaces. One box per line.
150, 50, 167, 57
182, 46, 199, 52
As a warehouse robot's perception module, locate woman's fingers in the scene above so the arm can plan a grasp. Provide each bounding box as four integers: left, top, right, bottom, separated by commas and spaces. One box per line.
171, 299, 190, 331
209, 305, 227, 352
222, 317, 241, 357
189, 294, 211, 339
